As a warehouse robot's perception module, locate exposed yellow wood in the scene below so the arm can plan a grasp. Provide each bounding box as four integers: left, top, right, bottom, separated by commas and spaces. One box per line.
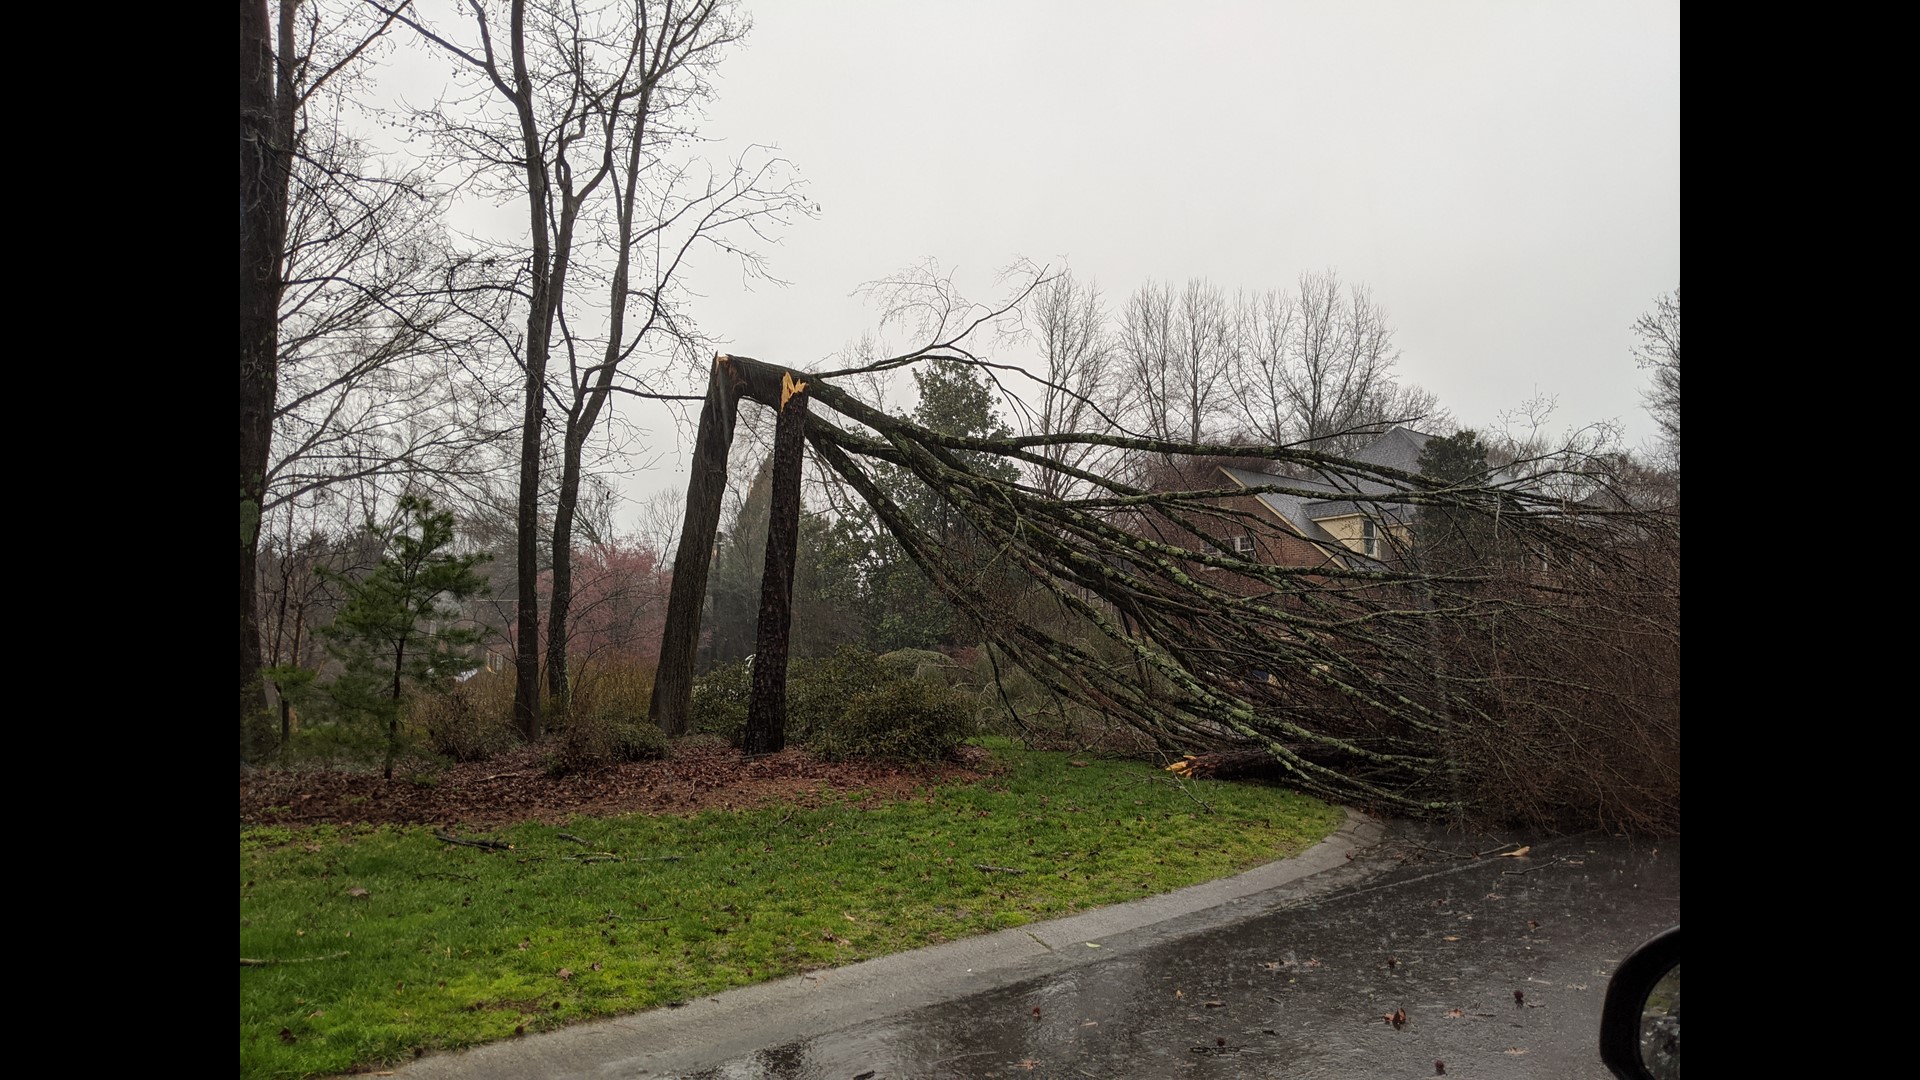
781, 370, 809, 409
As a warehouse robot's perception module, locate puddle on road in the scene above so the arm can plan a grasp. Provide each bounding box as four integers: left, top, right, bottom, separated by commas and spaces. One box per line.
680, 830, 1674, 1080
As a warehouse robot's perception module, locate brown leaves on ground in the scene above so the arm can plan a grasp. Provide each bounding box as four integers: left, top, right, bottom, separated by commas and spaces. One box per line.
240, 743, 998, 828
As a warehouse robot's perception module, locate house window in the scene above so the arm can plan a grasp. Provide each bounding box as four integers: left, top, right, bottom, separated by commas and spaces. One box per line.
1228, 534, 1256, 556
1362, 518, 1377, 557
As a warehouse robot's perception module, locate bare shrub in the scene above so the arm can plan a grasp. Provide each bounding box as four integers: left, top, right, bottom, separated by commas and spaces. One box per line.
413, 674, 518, 763
562, 712, 668, 770
1437, 534, 1680, 834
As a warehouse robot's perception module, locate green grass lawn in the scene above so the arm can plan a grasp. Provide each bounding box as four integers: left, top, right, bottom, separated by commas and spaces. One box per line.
240, 749, 1344, 1078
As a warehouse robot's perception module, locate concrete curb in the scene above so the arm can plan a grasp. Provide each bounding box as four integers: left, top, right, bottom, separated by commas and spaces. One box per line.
390, 809, 1384, 1079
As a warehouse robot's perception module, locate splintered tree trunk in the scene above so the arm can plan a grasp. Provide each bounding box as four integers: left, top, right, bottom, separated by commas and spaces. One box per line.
743, 377, 809, 755
650, 357, 745, 734
1172, 750, 1284, 781
654, 355, 796, 736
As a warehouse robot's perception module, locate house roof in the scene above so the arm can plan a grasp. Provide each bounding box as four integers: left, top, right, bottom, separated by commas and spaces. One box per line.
1217, 465, 1342, 545
1343, 426, 1433, 474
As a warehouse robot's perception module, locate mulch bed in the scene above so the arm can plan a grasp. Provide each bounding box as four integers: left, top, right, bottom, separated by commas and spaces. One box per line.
239, 742, 999, 829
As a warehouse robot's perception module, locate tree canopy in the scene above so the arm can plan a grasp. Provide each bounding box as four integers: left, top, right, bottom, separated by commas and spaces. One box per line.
647, 350, 1678, 829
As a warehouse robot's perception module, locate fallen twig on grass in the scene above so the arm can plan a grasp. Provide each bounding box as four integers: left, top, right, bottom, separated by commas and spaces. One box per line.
241, 951, 349, 967
1134, 773, 1217, 814
1162, 776, 1216, 815
974, 863, 1027, 874
567, 853, 624, 863
434, 829, 511, 851
556, 833, 589, 845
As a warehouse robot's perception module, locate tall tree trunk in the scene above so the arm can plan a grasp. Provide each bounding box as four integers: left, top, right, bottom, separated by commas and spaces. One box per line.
509, 0, 552, 742
545, 317, 625, 707
650, 357, 745, 734
388, 639, 405, 782
546, 379, 620, 707
512, 341, 548, 738
545, 82, 646, 710
545, 441, 581, 709
743, 377, 808, 754
281, 596, 307, 752
239, 0, 295, 758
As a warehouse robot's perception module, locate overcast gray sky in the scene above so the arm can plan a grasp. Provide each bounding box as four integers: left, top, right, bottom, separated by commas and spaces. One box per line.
388, 0, 1679, 526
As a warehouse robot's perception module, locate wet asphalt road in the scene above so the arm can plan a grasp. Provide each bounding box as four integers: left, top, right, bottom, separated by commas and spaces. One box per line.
682, 824, 1679, 1080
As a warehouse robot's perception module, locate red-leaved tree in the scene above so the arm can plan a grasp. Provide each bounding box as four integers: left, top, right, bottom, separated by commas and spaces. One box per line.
536, 540, 671, 675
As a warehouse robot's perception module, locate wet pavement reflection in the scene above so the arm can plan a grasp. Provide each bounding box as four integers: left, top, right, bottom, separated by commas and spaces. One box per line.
683, 823, 1678, 1079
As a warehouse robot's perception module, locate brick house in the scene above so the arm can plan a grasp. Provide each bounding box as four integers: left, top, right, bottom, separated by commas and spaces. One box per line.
1180, 427, 1435, 571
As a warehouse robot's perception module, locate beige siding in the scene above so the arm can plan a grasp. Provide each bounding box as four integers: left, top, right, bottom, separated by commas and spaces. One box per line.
1315, 513, 1373, 555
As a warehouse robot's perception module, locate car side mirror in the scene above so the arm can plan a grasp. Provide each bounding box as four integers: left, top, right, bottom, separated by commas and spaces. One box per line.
1600, 926, 1680, 1080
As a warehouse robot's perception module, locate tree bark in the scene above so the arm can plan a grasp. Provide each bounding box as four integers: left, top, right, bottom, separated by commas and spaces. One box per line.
508, 0, 553, 743
387, 638, 405, 781
650, 357, 745, 734
743, 376, 808, 754
545, 438, 582, 708
239, 0, 296, 756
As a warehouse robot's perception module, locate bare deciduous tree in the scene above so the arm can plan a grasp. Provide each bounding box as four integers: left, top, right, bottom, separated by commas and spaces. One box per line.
1115, 278, 1235, 468
384, 0, 808, 734
242, 0, 409, 751
1229, 270, 1446, 456
1016, 270, 1117, 500
1226, 286, 1298, 445
1633, 288, 1680, 472
269, 125, 515, 519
